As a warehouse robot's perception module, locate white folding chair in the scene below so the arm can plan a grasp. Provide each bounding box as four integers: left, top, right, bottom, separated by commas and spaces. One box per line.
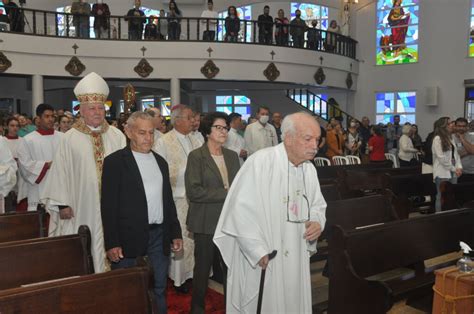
332, 156, 349, 166
346, 155, 361, 165
385, 153, 399, 168
314, 157, 331, 167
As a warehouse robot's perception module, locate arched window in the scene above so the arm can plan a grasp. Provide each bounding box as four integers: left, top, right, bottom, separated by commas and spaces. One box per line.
469, 0, 474, 57
376, 0, 419, 65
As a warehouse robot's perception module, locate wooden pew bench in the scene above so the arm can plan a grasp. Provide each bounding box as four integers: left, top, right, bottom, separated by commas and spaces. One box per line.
320, 183, 341, 202
387, 173, 436, 213
315, 161, 393, 185
0, 264, 157, 314
0, 210, 48, 243
441, 181, 474, 211
0, 225, 93, 290
328, 208, 474, 314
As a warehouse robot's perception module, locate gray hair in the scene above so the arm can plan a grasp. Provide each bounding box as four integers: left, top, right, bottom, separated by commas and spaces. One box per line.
281, 112, 315, 141
145, 107, 161, 118
125, 111, 153, 130
170, 104, 190, 126
402, 124, 412, 135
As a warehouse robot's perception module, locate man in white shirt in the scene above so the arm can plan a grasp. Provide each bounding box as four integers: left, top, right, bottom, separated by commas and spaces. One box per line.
145, 107, 164, 144
244, 106, 278, 155
224, 112, 247, 165
101, 112, 182, 314
154, 104, 202, 293
0, 137, 17, 213
17, 103, 63, 212
200, 0, 218, 41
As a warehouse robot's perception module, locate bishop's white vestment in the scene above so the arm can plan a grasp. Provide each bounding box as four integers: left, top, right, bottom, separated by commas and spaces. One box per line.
154, 128, 202, 286
214, 143, 327, 313
41, 121, 126, 273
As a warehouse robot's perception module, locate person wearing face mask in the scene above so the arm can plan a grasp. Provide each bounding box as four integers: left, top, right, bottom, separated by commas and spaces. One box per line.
290, 9, 307, 48
125, 0, 145, 40
345, 118, 361, 156
92, 0, 110, 39
244, 106, 278, 155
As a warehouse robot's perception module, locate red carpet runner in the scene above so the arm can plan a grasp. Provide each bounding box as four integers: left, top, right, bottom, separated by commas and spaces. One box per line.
167, 280, 225, 314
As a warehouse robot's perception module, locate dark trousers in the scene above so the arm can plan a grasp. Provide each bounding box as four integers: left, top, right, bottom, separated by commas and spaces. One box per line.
458, 173, 474, 183
292, 35, 304, 48
128, 28, 142, 40
168, 23, 180, 40
202, 30, 215, 41
111, 225, 169, 314
191, 233, 227, 314
258, 32, 272, 44
275, 34, 288, 46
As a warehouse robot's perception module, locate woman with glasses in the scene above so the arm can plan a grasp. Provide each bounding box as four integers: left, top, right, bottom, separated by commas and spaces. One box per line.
184, 112, 240, 313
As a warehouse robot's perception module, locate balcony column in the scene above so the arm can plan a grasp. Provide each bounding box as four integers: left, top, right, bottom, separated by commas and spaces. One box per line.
170, 77, 180, 106
32, 74, 44, 114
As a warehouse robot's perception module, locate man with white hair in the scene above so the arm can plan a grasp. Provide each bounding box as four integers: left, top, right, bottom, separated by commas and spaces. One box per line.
154, 104, 202, 293
41, 72, 126, 273
214, 112, 327, 313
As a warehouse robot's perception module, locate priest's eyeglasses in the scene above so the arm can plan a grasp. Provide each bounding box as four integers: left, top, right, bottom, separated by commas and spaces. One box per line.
212, 125, 230, 132
287, 194, 310, 223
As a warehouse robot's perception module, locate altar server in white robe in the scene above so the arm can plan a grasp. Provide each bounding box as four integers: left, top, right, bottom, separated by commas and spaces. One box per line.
17, 104, 63, 212
0, 137, 17, 213
224, 112, 247, 165
214, 112, 327, 313
154, 104, 202, 293
41, 72, 126, 273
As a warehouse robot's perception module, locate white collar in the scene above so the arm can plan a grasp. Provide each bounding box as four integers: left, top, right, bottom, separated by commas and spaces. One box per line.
87, 124, 102, 131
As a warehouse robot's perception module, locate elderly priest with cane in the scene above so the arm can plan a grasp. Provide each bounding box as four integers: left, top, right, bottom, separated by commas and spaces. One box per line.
214, 112, 327, 313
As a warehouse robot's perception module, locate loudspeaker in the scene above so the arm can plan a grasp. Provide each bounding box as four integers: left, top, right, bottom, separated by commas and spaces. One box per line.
425, 86, 438, 106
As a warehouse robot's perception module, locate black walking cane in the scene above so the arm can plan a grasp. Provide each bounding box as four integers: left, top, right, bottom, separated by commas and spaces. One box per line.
256, 250, 277, 314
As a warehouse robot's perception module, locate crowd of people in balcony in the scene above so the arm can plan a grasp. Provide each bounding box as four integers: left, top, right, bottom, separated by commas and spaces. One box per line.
0, 0, 353, 54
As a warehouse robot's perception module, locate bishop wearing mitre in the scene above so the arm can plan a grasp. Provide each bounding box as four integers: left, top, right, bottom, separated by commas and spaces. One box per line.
41, 72, 126, 273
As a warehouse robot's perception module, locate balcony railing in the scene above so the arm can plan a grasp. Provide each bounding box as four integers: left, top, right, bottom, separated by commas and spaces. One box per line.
0, 6, 357, 59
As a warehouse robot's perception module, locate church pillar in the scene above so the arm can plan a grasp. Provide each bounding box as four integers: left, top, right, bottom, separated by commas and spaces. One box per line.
170, 77, 180, 106
32, 74, 44, 114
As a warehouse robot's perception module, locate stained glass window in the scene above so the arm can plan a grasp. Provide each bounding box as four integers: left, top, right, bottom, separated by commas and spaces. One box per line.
376, 0, 419, 65
469, 0, 474, 57
376, 91, 416, 124
216, 95, 251, 121
161, 98, 171, 116
290, 3, 328, 30
217, 5, 252, 42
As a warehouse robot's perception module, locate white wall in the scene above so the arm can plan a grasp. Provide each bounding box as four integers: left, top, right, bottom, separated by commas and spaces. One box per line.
353, 0, 474, 137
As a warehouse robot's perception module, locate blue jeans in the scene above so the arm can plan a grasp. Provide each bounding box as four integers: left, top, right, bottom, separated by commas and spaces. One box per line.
434, 175, 457, 212
111, 225, 169, 313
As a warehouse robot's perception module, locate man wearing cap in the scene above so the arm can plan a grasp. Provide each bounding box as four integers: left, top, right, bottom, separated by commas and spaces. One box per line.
154, 104, 201, 293
41, 72, 126, 273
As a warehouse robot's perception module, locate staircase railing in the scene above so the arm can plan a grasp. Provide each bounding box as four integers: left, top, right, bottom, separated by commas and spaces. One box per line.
286, 88, 359, 126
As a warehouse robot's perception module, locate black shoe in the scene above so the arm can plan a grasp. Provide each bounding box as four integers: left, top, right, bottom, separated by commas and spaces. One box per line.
174, 284, 189, 294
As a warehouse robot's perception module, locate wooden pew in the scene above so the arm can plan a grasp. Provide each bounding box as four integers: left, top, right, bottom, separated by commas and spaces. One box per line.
387, 173, 436, 213
336, 170, 390, 199
315, 161, 393, 184
0, 263, 157, 313
0, 225, 94, 290
320, 183, 341, 202
328, 208, 474, 314
441, 181, 474, 211
0, 210, 48, 243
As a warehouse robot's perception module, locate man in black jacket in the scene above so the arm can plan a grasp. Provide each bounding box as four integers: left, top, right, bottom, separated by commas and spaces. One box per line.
257, 5, 273, 44
101, 111, 182, 314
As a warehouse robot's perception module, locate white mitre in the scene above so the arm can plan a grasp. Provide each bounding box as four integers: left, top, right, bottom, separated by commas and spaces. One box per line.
73, 72, 110, 106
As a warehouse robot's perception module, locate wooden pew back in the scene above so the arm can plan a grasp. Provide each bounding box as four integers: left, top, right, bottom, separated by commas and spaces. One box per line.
441, 181, 474, 211
329, 209, 474, 313
0, 265, 157, 314
0, 225, 93, 290
0, 211, 48, 243
320, 183, 341, 202
315, 161, 393, 184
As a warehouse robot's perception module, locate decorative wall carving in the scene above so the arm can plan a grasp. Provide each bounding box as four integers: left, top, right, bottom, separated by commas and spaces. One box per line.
65, 56, 85, 76
200, 59, 219, 79
134, 58, 154, 78
314, 67, 326, 85
263, 62, 280, 81
0, 52, 12, 73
